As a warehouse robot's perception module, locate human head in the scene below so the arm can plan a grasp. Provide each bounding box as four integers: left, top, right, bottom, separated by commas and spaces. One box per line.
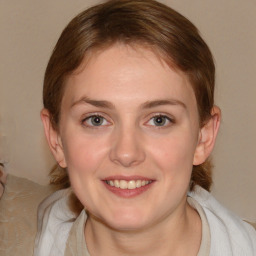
43, 0, 217, 191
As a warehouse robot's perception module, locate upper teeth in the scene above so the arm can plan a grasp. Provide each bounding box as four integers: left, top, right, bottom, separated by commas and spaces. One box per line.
106, 180, 152, 189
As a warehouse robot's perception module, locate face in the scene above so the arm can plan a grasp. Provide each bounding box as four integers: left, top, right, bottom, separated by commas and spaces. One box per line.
54, 44, 204, 230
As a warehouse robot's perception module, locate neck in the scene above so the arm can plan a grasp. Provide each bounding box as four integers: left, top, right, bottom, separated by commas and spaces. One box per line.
84, 201, 202, 256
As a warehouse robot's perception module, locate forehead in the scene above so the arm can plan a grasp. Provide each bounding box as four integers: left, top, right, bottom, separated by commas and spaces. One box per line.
62, 44, 197, 111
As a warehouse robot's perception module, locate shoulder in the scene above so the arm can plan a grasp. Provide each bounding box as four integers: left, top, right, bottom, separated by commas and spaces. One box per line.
189, 186, 256, 255
34, 188, 78, 256
0, 174, 54, 256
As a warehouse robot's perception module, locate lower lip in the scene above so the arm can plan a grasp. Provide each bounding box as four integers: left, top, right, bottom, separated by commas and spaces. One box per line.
103, 181, 154, 198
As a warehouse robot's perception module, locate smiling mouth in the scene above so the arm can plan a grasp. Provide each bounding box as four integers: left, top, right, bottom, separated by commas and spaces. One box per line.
105, 180, 153, 189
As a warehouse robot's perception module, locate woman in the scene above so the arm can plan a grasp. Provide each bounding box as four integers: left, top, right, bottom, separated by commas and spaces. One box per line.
36, 0, 256, 255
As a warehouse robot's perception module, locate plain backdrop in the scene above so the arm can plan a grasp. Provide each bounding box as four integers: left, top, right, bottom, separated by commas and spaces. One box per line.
0, 0, 255, 222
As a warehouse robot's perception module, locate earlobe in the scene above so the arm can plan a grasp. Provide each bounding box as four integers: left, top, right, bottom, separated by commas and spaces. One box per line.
40, 109, 67, 168
193, 106, 221, 165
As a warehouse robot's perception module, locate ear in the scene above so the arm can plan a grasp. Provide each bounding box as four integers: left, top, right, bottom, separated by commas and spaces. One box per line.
193, 106, 221, 165
40, 109, 67, 168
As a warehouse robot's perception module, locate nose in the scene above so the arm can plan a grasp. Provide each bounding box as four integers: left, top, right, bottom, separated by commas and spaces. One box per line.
109, 126, 146, 167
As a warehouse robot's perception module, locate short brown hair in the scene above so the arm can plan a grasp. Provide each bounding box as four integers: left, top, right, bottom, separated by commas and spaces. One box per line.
44, 0, 215, 191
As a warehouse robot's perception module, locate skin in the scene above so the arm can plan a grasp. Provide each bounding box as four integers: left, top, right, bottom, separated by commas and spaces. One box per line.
41, 44, 220, 255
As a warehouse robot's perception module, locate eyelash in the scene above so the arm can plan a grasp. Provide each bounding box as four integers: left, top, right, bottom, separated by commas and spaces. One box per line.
81, 113, 175, 128
145, 114, 174, 128
81, 114, 111, 128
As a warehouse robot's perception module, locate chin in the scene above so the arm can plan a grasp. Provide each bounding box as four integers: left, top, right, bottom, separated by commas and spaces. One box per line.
108, 219, 148, 231
102, 208, 151, 231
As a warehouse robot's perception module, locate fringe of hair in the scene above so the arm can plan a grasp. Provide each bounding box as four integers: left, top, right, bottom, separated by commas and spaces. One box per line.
190, 159, 213, 192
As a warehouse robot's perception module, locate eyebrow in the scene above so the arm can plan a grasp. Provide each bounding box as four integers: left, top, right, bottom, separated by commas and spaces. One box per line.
71, 97, 186, 109
71, 96, 115, 109
141, 99, 186, 109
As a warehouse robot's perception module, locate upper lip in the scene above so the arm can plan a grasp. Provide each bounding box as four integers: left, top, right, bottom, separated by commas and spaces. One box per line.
103, 175, 155, 181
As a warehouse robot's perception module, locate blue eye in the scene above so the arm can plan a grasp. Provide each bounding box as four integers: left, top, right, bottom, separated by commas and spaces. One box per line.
148, 115, 172, 127
83, 115, 108, 127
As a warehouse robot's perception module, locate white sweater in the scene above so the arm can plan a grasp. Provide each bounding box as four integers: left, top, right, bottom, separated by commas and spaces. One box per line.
34, 186, 256, 256
188, 186, 256, 255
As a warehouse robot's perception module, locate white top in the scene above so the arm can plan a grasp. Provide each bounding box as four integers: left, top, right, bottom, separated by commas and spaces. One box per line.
34, 186, 256, 256
64, 198, 210, 256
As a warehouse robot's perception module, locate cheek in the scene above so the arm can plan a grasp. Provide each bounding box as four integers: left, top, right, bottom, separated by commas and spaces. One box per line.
149, 132, 197, 177
62, 133, 109, 175
61, 134, 110, 209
